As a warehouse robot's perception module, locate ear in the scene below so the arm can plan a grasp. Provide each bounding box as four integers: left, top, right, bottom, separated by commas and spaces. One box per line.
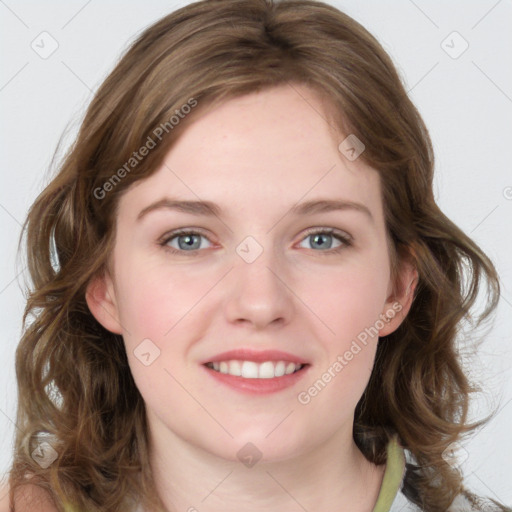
378, 248, 418, 337
85, 270, 124, 335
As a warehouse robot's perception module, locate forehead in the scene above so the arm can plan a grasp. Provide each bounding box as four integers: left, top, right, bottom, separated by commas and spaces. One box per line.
118, 85, 381, 222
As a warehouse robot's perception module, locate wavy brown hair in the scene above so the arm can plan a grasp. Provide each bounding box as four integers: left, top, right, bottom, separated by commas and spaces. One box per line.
7, 0, 507, 511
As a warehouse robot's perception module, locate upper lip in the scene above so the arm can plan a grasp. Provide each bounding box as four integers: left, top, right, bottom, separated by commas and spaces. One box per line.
201, 349, 309, 365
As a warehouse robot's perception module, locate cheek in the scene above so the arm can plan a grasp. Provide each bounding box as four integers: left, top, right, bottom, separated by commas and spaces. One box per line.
296, 258, 389, 399
115, 280, 169, 342
296, 272, 384, 418
113, 255, 209, 341
304, 257, 390, 342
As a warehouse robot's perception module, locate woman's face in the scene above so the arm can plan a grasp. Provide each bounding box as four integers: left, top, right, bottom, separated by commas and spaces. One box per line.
87, 84, 413, 463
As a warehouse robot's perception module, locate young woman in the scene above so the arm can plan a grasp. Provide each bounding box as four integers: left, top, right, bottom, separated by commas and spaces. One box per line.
4, 0, 510, 510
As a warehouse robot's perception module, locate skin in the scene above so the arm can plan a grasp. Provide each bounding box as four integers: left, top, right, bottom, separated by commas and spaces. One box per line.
87, 84, 417, 512
0, 480, 59, 512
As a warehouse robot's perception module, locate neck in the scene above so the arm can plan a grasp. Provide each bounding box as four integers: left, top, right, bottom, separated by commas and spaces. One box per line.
147, 413, 385, 512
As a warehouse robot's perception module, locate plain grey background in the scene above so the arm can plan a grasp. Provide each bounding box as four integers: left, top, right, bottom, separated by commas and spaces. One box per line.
1, 0, 511, 506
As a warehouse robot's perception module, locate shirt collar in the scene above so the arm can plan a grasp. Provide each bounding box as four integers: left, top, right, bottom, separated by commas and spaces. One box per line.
371, 435, 407, 512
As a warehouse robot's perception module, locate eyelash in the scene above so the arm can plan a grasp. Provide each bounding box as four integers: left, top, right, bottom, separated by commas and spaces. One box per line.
158, 227, 352, 256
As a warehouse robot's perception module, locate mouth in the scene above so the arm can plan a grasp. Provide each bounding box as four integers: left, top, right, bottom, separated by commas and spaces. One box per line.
204, 360, 307, 379
201, 359, 310, 394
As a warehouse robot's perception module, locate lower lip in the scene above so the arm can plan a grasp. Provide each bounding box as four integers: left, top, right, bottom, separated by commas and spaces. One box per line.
201, 364, 310, 394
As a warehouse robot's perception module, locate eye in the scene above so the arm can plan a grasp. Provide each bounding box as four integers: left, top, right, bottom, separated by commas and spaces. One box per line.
159, 229, 213, 255
297, 228, 352, 254
158, 227, 352, 256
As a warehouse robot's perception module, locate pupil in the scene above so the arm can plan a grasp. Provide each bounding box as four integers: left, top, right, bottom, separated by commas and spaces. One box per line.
179, 235, 200, 250
312, 233, 331, 249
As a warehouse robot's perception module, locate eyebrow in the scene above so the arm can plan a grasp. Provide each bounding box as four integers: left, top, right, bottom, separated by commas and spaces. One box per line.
136, 198, 373, 222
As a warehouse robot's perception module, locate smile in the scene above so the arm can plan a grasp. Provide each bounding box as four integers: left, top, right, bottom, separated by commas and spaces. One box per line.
205, 360, 304, 379
202, 360, 310, 395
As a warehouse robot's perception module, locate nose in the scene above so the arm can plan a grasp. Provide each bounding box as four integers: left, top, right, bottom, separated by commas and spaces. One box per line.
224, 245, 295, 330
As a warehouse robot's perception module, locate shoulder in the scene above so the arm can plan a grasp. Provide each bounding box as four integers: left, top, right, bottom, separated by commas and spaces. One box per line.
394, 464, 509, 512
448, 492, 511, 512
388, 445, 510, 512
0, 482, 10, 512
0, 480, 59, 512
393, 488, 509, 512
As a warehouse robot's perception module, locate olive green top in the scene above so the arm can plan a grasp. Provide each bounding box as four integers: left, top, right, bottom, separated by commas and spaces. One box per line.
371, 435, 406, 512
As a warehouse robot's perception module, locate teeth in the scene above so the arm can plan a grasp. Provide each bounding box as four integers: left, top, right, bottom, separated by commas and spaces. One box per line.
274, 361, 285, 377
258, 361, 275, 379
241, 361, 259, 378
206, 360, 304, 378
229, 360, 242, 376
